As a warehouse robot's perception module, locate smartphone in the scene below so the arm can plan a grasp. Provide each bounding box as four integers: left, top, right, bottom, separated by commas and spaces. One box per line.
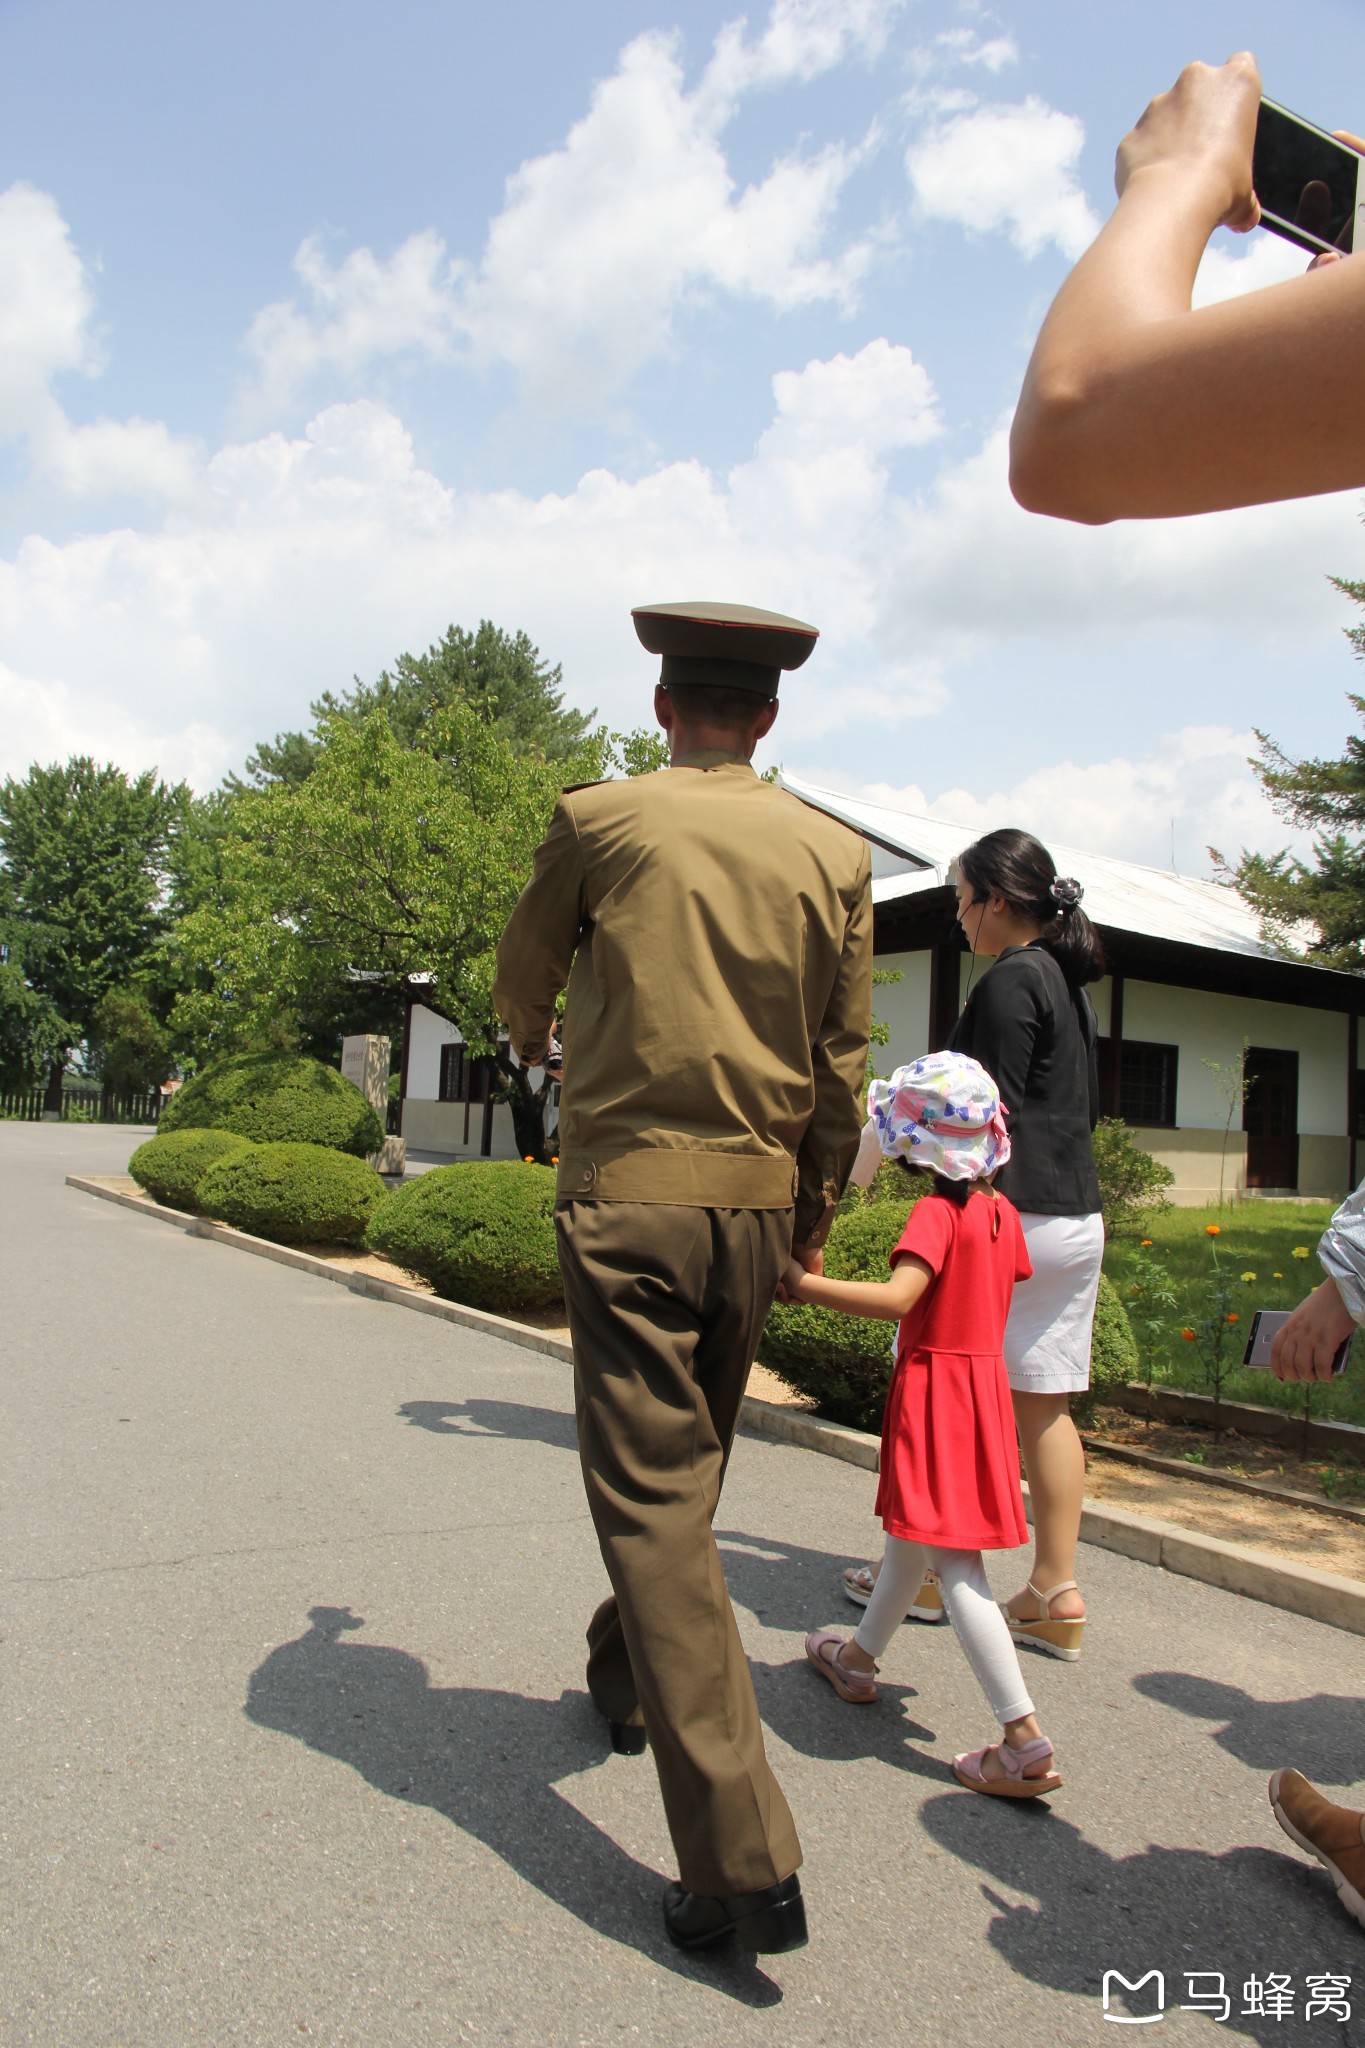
1243, 1306, 1352, 1376
1254, 98, 1364, 256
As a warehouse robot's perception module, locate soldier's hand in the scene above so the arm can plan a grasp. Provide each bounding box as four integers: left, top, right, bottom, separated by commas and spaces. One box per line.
790, 1242, 824, 1278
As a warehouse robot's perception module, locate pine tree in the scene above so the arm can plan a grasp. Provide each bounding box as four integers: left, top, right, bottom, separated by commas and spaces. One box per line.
1223, 574, 1365, 970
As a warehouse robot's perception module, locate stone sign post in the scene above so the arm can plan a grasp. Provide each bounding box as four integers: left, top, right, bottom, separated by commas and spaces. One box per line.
341, 1033, 406, 1176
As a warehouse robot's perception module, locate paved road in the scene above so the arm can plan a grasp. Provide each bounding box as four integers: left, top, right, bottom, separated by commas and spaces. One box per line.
3, 1123, 1363, 2048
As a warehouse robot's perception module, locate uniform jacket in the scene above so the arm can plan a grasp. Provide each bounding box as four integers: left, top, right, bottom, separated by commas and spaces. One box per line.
948, 941, 1102, 1217
493, 751, 872, 1245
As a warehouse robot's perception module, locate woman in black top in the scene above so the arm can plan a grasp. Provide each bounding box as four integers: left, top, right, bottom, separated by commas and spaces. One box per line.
949, 829, 1105, 1663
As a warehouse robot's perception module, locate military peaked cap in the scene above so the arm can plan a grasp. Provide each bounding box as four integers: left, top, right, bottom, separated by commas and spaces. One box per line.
632, 599, 818, 696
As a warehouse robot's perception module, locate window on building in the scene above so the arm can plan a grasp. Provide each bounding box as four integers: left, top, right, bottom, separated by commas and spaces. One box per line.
438, 1042, 468, 1103
1118, 1041, 1178, 1127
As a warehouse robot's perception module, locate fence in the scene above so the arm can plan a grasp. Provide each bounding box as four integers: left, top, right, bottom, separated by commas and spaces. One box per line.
0, 1086, 164, 1125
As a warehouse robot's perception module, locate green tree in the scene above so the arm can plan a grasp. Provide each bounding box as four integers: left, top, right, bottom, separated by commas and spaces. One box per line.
238, 620, 595, 789
87, 988, 175, 1099
172, 708, 643, 1158
1220, 575, 1365, 966
0, 942, 71, 1091
1220, 695, 1365, 968
0, 759, 187, 1108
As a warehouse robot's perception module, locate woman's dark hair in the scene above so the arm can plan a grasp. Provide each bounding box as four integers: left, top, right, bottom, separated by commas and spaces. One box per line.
956, 827, 1105, 988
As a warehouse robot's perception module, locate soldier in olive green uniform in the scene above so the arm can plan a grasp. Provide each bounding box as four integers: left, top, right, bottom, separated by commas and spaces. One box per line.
493, 601, 871, 1955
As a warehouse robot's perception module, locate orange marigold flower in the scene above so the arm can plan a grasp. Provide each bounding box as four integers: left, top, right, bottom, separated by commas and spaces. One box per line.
1181, 1328, 1196, 1341
1140, 1239, 1153, 1247
1225, 1312, 1240, 1324
523, 1154, 535, 1162
1205, 1224, 1221, 1236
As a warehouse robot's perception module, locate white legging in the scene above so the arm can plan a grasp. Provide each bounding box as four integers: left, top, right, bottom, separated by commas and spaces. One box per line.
854, 1536, 1035, 1727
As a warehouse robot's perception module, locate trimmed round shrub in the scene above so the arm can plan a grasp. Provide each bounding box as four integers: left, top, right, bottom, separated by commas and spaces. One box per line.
197, 1142, 387, 1245
129, 1127, 253, 1212
1073, 1271, 1140, 1423
366, 1161, 560, 1313
158, 1050, 383, 1157
759, 1189, 924, 1429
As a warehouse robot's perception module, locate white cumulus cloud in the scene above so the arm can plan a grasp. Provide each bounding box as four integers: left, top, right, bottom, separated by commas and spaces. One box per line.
1193, 227, 1312, 306
873, 422, 1364, 667
905, 95, 1099, 261
0, 178, 203, 503
242, 3, 887, 418
857, 725, 1294, 876
705, 0, 905, 100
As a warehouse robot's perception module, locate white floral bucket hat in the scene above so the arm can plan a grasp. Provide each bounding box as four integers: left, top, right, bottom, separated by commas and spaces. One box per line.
849, 1051, 1011, 1186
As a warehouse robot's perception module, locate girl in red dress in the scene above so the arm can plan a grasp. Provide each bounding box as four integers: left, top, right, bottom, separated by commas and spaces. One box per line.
781, 1052, 1061, 1798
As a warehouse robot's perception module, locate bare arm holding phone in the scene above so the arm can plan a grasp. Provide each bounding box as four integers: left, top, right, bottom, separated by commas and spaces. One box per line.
1010, 53, 1365, 523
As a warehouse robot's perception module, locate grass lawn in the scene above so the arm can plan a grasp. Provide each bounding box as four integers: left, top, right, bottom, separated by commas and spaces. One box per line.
1104, 1200, 1365, 1432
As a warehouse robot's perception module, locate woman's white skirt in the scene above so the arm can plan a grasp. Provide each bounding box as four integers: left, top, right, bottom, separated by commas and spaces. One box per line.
1004, 1211, 1106, 1395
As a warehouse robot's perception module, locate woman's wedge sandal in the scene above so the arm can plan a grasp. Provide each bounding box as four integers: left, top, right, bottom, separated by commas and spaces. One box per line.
1003, 1579, 1085, 1662
952, 1734, 1062, 1799
804, 1630, 878, 1703
841, 1563, 948, 1623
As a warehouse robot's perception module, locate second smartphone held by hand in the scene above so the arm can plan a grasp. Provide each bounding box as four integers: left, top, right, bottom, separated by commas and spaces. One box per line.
1242, 1306, 1352, 1377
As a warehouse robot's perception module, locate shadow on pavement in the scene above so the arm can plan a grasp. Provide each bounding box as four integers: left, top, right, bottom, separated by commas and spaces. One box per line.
713, 1524, 948, 1776
246, 1605, 781, 2004
398, 1398, 578, 1453
918, 1792, 1359, 2043
1133, 1672, 1365, 1788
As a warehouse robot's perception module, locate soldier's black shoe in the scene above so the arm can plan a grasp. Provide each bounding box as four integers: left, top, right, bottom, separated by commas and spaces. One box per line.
608, 1718, 648, 1755
662, 1873, 807, 1954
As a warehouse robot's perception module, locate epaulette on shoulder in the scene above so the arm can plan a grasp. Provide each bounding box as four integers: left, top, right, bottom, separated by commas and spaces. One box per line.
560, 779, 609, 796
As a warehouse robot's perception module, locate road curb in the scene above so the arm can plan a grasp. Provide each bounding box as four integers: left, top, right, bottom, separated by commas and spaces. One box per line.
67, 1172, 1365, 1637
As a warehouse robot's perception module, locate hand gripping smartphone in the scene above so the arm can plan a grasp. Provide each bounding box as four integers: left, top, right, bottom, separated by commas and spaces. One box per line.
1254, 98, 1364, 256
1243, 1307, 1352, 1376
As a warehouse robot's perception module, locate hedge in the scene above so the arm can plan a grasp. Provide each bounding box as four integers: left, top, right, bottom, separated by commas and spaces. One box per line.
196, 1141, 387, 1245
760, 1188, 1138, 1433
159, 1050, 384, 1157
366, 1160, 561, 1313
128, 1128, 253, 1212
1073, 1271, 1140, 1423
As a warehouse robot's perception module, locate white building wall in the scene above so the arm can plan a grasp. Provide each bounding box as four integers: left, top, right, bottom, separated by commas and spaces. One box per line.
400, 1001, 550, 1160
872, 951, 932, 1068
1123, 983, 1348, 1135
404, 1002, 462, 1101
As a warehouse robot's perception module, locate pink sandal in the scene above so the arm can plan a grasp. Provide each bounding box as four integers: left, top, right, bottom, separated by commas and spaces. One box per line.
804, 1629, 878, 1703
952, 1734, 1062, 1799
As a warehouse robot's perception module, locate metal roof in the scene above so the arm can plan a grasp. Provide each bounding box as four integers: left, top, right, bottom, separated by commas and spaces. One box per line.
779, 771, 1287, 963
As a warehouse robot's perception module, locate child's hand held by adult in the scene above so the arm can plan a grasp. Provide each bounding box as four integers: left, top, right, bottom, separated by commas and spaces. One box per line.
1115, 52, 1261, 232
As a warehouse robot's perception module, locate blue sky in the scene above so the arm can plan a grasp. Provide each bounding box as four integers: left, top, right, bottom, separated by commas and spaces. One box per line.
3, 0, 1365, 871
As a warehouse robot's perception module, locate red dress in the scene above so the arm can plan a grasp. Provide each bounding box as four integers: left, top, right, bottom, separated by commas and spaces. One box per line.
874, 1191, 1033, 1552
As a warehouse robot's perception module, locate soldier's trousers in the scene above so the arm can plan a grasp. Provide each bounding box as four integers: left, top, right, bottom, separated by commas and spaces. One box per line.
554, 1199, 801, 1898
